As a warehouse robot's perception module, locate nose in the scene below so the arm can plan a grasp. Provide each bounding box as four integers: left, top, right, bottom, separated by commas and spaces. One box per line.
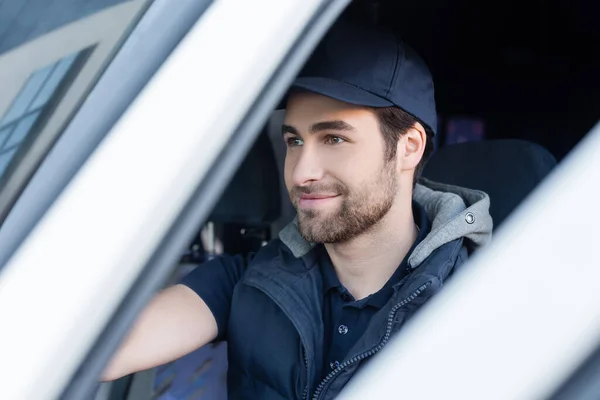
289, 145, 324, 187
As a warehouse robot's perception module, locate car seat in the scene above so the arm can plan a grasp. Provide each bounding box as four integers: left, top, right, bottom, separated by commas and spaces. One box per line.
208, 131, 282, 255
422, 139, 557, 230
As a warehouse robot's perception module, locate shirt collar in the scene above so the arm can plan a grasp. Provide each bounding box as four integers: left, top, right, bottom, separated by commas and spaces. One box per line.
320, 245, 339, 293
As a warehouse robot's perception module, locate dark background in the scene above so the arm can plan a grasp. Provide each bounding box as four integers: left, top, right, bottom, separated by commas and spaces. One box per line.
348, 0, 600, 160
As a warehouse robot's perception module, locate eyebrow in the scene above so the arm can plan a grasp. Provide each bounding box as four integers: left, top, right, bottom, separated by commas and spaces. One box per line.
281, 120, 356, 136
281, 124, 299, 135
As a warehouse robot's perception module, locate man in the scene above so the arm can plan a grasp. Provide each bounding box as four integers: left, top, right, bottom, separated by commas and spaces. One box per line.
103, 18, 492, 399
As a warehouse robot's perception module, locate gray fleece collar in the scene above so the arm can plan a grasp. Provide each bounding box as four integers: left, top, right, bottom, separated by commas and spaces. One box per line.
278, 178, 493, 267
409, 178, 492, 267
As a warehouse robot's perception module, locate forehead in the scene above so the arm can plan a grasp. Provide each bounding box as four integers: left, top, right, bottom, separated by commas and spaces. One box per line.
284, 91, 375, 127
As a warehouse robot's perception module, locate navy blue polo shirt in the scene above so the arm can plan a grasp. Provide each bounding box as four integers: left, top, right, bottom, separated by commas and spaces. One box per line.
180, 202, 430, 380
318, 201, 430, 378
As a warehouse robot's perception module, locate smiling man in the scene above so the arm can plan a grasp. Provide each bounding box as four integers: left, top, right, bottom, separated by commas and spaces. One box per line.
103, 17, 493, 400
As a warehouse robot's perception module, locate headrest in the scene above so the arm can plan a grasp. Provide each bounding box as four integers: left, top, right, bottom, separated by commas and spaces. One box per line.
209, 133, 281, 225
422, 139, 557, 229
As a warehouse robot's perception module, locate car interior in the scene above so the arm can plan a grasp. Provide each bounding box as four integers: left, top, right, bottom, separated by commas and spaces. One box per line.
35, 0, 589, 398
93, 1, 600, 399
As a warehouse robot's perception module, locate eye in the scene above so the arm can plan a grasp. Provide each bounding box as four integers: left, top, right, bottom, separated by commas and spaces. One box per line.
325, 135, 345, 145
285, 136, 304, 147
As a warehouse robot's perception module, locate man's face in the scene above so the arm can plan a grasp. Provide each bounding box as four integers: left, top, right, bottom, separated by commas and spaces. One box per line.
283, 91, 399, 243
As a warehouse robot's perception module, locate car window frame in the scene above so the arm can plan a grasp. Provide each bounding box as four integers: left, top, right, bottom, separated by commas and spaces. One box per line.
66, 0, 351, 396
0, 1, 154, 227
0, 0, 215, 272
549, 341, 600, 399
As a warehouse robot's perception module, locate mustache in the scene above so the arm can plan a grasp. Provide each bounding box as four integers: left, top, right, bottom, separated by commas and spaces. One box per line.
291, 182, 348, 198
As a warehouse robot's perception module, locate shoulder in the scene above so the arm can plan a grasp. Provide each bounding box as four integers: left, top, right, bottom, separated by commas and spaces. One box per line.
244, 238, 318, 279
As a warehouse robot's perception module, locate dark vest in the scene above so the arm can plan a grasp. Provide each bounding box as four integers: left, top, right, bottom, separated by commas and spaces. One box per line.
226, 237, 468, 399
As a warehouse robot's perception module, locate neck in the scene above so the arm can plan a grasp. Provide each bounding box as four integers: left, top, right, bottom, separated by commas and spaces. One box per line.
324, 193, 418, 300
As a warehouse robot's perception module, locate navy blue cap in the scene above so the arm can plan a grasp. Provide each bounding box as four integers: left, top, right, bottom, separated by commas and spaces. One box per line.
286, 18, 437, 135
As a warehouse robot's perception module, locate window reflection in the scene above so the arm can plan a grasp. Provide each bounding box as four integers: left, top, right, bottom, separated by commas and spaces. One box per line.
0, 0, 152, 213
0, 50, 87, 178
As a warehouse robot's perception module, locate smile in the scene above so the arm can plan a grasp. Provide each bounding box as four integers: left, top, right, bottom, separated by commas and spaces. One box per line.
298, 194, 340, 209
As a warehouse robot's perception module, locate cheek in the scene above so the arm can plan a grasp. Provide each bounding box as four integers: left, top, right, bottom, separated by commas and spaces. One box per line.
329, 148, 382, 179
325, 161, 370, 195
322, 145, 354, 168
283, 154, 295, 189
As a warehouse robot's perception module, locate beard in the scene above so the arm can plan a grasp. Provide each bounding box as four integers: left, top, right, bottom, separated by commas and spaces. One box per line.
290, 162, 398, 243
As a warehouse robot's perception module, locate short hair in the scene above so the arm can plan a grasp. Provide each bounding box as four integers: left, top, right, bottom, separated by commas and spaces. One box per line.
367, 106, 435, 185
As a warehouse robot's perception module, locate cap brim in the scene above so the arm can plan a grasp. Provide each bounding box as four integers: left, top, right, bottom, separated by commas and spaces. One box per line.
276, 77, 393, 110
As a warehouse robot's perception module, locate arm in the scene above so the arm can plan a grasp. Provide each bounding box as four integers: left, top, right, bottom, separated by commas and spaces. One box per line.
101, 253, 249, 381
102, 284, 217, 381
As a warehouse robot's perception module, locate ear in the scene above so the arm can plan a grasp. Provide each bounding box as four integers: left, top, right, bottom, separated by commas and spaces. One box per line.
396, 122, 427, 173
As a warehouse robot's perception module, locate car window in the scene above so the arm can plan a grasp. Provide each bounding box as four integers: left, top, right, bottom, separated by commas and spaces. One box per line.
0, 0, 153, 222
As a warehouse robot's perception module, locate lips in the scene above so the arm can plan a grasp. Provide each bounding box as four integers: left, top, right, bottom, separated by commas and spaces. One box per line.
299, 194, 338, 200
297, 194, 340, 209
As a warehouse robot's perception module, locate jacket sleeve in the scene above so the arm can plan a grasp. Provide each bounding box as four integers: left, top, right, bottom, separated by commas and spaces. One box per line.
179, 253, 254, 341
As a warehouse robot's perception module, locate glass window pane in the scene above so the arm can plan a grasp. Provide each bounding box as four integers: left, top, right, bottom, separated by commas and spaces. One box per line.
29, 52, 79, 111
3, 112, 41, 150
0, 64, 54, 127
0, 0, 154, 205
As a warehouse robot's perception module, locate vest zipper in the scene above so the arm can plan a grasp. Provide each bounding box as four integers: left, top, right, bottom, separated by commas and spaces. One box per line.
311, 282, 431, 400
302, 348, 309, 399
